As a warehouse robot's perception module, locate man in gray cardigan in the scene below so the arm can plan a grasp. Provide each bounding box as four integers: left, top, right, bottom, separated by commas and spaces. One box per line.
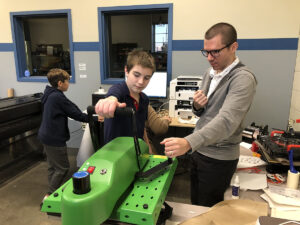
161, 23, 257, 207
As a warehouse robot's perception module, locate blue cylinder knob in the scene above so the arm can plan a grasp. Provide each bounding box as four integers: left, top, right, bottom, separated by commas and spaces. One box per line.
72, 171, 91, 194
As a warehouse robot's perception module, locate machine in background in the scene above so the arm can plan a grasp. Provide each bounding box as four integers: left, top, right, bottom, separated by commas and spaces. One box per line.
169, 76, 202, 120
245, 121, 300, 174
0, 93, 44, 185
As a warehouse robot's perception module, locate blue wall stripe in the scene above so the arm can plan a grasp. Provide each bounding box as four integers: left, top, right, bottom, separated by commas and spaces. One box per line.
172, 40, 204, 51
173, 38, 298, 51
0, 43, 14, 52
238, 38, 298, 50
73, 42, 100, 51
1, 38, 298, 52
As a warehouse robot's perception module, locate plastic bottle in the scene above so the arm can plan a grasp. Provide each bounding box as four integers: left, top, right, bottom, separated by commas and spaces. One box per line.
24, 69, 30, 77
98, 86, 105, 94
232, 175, 240, 199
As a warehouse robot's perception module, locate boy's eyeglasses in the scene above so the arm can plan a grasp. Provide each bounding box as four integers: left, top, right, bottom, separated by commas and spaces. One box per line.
201, 42, 233, 58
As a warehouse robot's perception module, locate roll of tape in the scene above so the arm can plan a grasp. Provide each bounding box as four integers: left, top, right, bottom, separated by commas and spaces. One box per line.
286, 170, 300, 189
7, 88, 14, 97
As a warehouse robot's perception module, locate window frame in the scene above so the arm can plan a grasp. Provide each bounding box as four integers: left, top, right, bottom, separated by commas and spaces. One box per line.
98, 4, 173, 85
10, 9, 75, 83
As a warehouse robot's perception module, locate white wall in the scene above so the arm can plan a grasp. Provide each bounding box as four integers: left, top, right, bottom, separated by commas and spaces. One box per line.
1, 0, 300, 43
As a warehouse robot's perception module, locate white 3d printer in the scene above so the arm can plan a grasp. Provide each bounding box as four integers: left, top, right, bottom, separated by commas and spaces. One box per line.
169, 75, 202, 119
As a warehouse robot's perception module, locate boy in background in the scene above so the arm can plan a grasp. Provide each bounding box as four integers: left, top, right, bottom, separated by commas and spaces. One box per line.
38, 68, 89, 204
95, 50, 155, 144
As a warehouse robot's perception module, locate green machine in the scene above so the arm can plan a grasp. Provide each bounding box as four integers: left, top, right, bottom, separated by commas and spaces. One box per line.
41, 107, 177, 225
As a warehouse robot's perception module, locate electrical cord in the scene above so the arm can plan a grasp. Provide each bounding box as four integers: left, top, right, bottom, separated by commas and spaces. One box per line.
156, 101, 169, 117
70, 127, 84, 134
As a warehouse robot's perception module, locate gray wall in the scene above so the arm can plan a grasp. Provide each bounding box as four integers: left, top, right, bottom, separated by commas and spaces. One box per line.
0, 51, 104, 148
172, 50, 297, 130
0, 49, 297, 147
0, 51, 102, 109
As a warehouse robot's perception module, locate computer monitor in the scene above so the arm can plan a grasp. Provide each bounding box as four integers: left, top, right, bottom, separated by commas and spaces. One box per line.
143, 72, 167, 98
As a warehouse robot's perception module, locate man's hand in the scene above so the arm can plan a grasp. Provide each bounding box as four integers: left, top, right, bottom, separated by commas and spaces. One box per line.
160, 137, 191, 158
193, 90, 208, 110
95, 96, 126, 118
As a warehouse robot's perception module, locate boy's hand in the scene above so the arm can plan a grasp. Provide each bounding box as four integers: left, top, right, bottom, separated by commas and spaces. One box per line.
95, 96, 126, 118
162, 116, 172, 124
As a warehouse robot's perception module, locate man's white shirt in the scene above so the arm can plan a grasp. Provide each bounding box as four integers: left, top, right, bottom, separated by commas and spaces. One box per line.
207, 57, 239, 98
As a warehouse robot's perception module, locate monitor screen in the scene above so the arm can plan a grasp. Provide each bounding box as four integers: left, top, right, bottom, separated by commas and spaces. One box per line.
143, 72, 167, 98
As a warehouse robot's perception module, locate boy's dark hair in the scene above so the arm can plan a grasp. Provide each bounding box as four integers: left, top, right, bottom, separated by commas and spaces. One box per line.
205, 22, 237, 46
47, 68, 70, 88
126, 50, 156, 74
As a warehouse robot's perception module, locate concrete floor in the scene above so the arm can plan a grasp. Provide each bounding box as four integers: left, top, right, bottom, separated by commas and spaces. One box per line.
0, 149, 190, 225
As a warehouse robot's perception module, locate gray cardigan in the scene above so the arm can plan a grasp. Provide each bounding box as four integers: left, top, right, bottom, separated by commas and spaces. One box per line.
185, 62, 257, 160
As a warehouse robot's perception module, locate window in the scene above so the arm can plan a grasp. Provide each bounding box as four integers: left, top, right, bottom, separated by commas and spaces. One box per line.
10, 10, 74, 82
98, 4, 173, 84
153, 24, 168, 52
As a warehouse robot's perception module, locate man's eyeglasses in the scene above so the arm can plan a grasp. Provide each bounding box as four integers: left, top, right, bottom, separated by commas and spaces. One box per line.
201, 42, 233, 58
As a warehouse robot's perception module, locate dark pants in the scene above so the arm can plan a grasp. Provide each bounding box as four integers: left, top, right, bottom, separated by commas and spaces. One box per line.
190, 152, 238, 207
43, 144, 70, 194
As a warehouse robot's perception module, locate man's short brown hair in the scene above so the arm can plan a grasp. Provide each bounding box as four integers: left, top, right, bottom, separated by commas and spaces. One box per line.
126, 50, 156, 74
47, 68, 70, 88
205, 22, 237, 45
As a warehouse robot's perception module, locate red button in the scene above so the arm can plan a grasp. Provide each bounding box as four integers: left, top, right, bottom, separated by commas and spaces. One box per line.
87, 166, 95, 174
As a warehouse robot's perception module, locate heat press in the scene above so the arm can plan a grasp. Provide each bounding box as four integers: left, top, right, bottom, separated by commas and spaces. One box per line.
41, 106, 177, 225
